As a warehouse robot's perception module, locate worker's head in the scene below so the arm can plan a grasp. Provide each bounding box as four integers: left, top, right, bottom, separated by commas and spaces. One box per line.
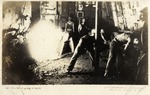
68, 17, 72, 21
100, 29, 104, 34
140, 7, 148, 21
82, 18, 86, 23
90, 29, 95, 36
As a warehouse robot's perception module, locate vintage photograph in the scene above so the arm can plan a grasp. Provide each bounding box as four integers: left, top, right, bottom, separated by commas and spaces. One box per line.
2, 1, 148, 85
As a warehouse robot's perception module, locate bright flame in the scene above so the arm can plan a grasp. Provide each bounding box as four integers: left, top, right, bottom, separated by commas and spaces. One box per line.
27, 20, 64, 62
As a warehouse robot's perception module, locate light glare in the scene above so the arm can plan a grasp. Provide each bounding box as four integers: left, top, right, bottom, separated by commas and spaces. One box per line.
27, 21, 64, 62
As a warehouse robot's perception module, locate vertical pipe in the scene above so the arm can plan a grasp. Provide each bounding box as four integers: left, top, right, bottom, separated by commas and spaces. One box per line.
56, 1, 59, 26
94, 1, 99, 71
114, 2, 119, 27
95, 1, 98, 40
111, 2, 118, 26
120, 2, 126, 29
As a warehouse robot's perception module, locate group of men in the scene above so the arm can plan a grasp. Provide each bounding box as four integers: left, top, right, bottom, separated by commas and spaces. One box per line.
67, 19, 132, 77
65, 7, 148, 79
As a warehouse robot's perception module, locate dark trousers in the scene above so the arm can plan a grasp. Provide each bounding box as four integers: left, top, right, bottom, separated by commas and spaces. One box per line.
68, 35, 95, 71
105, 39, 124, 76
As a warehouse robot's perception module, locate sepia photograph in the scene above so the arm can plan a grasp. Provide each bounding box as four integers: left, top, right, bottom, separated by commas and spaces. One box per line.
1, 0, 148, 86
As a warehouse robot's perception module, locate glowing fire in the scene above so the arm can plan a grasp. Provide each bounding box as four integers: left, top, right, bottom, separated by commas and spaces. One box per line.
27, 20, 64, 62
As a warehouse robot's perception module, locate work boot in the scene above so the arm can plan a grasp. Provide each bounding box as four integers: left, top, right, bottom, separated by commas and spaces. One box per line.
104, 69, 117, 79
67, 66, 73, 73
104, 70, 108, 77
